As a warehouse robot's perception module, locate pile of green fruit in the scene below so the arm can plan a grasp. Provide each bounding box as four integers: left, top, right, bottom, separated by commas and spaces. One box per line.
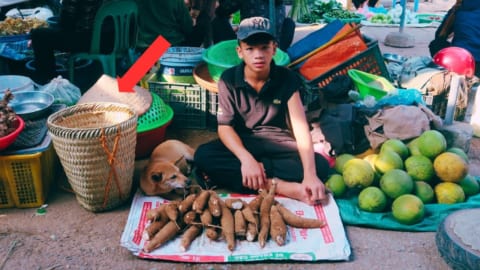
369, 14, 394, 24
325, 130, 480, 225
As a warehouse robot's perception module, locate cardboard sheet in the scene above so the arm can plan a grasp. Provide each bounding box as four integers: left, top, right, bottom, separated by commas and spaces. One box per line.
120, 191, 351, 263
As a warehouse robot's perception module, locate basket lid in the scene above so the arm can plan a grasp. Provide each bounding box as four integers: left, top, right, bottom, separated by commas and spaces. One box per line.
77, 75, 152, 116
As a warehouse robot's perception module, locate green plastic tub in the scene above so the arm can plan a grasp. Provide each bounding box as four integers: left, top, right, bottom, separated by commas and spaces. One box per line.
323, 13, 366, 24
202, 40, 290, 82
415, 13, 444, 24
347, 69, 396, 100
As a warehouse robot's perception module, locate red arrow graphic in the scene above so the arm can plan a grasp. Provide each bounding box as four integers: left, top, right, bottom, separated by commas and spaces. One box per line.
117, 36, 171, 92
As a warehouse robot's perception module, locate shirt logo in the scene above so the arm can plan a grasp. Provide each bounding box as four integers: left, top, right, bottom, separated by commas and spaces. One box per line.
273, 99, 281, 105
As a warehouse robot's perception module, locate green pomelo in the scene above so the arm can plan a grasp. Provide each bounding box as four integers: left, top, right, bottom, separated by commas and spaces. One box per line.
380, 139, 409, 160
358, 186, 387, 212
414, 181, 435, 204
334, 153, 356, 174
363, 154, 378, 171
380, 169, 414, 199
342, 158, 375, 189
433, 152, 469, 183
434, 182, 465, 204
374, 149, 404, 174
446, 147, 469, 163
404, 155, 435, 182
418, 130, 447, 160
391, 194, 425, 225
458, 175, 480, 196
325, 174, 347, 197
407, 137, 422, 156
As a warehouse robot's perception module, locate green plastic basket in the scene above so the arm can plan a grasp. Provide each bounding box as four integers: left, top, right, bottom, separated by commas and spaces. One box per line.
202, 40, 290, 82
322, 13, 366, 24
137, 92, 174, 133
347, 69, 395, 100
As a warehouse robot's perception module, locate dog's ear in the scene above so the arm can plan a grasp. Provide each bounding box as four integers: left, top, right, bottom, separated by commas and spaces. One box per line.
174, 155, 185, 166
151, 173, 163, 182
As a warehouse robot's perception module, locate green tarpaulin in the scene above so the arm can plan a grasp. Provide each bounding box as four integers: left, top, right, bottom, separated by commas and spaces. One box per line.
336, 186, 480, 232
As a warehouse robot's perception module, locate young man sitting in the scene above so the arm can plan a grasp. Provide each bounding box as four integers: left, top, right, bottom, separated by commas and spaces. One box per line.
194, 17, 330, 206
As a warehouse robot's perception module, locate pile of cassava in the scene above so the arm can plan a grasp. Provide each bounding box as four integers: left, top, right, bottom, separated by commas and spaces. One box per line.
142, 182, 326, 253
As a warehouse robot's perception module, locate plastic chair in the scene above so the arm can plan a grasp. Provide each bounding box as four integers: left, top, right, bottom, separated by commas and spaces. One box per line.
68, 0, 138, 81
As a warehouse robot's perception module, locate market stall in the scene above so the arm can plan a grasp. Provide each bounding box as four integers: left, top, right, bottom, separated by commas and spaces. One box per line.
1, 0, 479, 269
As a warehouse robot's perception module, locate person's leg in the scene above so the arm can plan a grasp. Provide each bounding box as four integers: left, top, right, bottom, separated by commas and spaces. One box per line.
210, 15, 236, 44
183, 12, 211, 47
31, 28, 92, 84
475, 61, 480, 78
30, 27, 58, 84
259, 139, 331, 203
194, 139, 246, 192
278, 17, 295, 51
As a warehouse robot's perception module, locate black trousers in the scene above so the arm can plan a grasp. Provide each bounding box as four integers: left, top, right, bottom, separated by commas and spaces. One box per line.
30, 27, 114, 84
30, 27, 93, 84
194, 136, 330, 193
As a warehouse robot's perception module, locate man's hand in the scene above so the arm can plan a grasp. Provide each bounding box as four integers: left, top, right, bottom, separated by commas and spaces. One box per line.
303, 176, 329, 205
241, 159, 266, 190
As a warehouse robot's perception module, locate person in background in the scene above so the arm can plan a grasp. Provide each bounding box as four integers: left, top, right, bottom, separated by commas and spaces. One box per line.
185, 0, 217, 47
30, 0, 108, 85
352, 0, 379, 19
194, 17, 330, 206
211, 0, 295, 51
136, 0, 210, 51
429, 0, 480, 77
352, 0, 379, 9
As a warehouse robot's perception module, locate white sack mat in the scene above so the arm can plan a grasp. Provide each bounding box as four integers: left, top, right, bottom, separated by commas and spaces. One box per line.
121, 190, 351, 263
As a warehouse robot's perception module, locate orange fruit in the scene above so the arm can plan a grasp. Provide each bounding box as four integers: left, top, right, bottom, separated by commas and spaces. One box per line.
374, 149, 404, 174
334, 153, 356, 174
414, 181, 435, 204
433, 152, 468, 183
358, 187, 387, 212
434, 182, 465, 204
325, 174, 347, 197
380, 169, 414, 199
418, 130, 447, 160
342, 158, 375, 189
380, 139, 409, 160
458, 175, 480, 197
391, 194, 425, 225
405, 155, 435, 182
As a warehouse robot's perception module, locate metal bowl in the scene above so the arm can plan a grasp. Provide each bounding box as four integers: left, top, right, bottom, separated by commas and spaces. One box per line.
8, 91, 55, 120
383, 53, 408, 64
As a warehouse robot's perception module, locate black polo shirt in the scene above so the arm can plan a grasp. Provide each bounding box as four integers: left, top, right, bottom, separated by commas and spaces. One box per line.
217, 61, 302, 140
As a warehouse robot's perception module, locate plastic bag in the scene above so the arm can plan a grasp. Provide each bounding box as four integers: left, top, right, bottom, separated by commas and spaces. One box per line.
39, 76, 81, 106
376, 88, 426, 108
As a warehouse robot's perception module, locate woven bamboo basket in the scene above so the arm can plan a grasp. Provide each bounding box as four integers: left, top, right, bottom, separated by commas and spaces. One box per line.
47, 103, 137, 212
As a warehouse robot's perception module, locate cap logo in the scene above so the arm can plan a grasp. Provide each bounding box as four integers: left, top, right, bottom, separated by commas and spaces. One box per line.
237, 16, 274, 40
250, 17, 270, 31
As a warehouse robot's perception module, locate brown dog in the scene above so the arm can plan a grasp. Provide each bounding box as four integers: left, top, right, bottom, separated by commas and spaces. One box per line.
140, 140, 195, 198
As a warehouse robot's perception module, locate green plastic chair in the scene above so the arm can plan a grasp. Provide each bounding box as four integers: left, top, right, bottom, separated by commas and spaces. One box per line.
68, 0, 138, 81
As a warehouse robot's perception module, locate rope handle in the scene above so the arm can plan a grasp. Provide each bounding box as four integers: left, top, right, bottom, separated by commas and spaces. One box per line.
100, 126, 124, 208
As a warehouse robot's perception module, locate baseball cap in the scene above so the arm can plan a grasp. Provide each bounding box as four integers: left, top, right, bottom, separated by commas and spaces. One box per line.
236, 17, 275, 41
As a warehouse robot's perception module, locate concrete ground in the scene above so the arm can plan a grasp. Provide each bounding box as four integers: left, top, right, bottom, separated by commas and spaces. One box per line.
2, 0, 478, 269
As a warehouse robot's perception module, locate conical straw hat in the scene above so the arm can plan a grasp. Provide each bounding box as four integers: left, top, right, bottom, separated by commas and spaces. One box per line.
77, 74, 152, 116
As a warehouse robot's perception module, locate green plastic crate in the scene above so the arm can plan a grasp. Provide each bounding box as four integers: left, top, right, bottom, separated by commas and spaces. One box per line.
149, 81, 208, 129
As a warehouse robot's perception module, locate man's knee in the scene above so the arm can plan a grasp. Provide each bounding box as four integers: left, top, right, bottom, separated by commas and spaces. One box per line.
193, 144, 208, 166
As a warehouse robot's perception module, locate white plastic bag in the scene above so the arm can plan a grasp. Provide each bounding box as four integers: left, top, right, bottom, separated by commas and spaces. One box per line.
39, 76, 81, 106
